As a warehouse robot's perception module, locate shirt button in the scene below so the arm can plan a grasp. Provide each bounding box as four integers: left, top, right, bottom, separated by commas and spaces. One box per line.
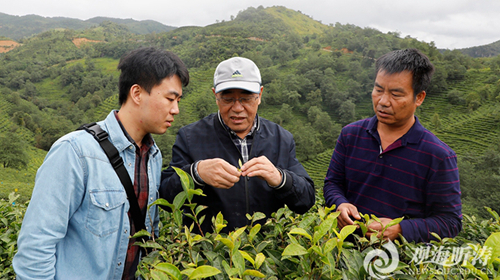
128, 163, 132, 167
105, 203, 109, 207
379, 155, 383, 159
118, 262, 122, 266
124, 229, 128, 234
150, 197, 153, 201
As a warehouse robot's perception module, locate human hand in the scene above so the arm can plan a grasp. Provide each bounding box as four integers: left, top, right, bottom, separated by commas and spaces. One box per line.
365, 217, 402, 241
197, 158, 241, 189
240, 156, 282, 187
337, 203, 361, 229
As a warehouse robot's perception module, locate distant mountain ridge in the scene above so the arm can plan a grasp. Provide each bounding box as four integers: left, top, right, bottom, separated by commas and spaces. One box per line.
0, 12, 177, 41
2, 11, 500, 58
458, 39, 500, 58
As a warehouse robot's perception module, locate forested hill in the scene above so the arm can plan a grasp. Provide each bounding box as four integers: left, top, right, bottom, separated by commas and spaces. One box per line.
0, 12, 176, 41
458, 39, 500, 58
1, 5, 500, 217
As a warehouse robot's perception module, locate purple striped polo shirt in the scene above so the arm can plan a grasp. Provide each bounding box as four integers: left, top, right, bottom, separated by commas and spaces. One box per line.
323, 115, 462, 243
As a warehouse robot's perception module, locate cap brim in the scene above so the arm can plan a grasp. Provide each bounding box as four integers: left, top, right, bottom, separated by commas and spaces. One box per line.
214, 81, 261, 94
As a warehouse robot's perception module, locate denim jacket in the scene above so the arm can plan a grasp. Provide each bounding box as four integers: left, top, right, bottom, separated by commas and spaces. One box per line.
13, 111, 161, 280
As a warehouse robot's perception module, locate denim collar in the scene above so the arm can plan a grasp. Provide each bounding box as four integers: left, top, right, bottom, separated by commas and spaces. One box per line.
100, 110, 159, 156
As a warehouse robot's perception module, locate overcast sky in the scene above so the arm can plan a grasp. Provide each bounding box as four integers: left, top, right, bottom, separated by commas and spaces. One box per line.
3, 0, 500, 50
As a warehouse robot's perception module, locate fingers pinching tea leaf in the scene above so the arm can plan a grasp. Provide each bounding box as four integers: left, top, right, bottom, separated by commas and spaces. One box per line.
238, 159, 243, 172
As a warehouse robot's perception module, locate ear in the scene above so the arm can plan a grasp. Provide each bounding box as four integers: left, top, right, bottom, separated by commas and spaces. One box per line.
130, 84, 142, 105
257, 86, 263, 105
415, 91, 426, 106
212, 87, 217, 96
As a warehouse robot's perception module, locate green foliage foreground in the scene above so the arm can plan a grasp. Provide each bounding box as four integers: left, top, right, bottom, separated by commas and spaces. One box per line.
1, 168, 499, 279
132, 168, 500, 280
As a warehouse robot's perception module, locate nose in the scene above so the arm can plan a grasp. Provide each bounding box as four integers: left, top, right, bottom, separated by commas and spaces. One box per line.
231, 99, 245, 111
378, 92, 391, 107
171, 101, 180, 115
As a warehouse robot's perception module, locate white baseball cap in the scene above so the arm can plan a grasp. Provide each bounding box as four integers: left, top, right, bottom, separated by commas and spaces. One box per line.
213, 57, 261, 93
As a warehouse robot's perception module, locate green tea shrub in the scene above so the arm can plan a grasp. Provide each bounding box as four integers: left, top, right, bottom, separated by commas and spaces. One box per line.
1, 169, 499, 279
134, 168, 500, 280
0, 192, 26, 279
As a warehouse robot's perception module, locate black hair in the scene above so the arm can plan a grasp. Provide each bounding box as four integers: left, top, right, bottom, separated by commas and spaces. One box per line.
375, 48, 435, 97
117, 47, 189, 105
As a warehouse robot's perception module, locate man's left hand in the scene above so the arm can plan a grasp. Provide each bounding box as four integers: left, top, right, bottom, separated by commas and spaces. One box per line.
365, 217, 402, 241
240, 156, 282, 187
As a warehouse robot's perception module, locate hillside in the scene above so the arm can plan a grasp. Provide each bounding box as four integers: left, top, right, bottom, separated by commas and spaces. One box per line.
0, 12, 176, 41
0, 5, 499, 216
459, 39, 500, 58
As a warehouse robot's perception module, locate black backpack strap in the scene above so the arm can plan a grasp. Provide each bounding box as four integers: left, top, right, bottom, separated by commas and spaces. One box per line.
78, 123, 146, 235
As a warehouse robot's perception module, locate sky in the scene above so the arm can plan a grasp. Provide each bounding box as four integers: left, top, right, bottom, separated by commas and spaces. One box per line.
2, 0, 500, 50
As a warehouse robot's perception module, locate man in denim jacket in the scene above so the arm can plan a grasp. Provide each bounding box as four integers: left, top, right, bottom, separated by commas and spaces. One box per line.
13, 47, 189, 280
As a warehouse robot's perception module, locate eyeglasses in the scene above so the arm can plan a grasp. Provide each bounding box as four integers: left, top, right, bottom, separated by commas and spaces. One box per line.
216, 95, 259, 106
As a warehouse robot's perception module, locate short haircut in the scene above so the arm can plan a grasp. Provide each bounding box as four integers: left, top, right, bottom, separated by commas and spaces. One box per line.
117, 47, 189, 105
375, 48, 435, 97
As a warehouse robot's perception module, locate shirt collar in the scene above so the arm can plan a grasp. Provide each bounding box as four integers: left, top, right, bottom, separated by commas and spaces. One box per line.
114, 111, 153, 150
367, 115, 425, 145
217, 111, 259, 139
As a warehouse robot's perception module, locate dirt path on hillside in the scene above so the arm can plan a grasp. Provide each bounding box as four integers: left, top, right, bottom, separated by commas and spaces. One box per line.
0, 40, 19, 53
72, 38, 103, 48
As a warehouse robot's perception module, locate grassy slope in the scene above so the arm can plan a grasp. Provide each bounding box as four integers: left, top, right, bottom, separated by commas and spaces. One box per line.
417, 69, 500, 155
0, 147, 45, 201
265, 7, 328, 36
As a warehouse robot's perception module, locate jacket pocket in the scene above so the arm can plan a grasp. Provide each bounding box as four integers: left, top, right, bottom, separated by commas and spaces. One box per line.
86, 189, 127, 237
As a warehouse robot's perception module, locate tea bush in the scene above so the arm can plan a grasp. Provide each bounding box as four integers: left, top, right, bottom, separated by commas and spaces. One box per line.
134, 168, 500, 280
1, 169, 499, 279
0, 192, 26, 279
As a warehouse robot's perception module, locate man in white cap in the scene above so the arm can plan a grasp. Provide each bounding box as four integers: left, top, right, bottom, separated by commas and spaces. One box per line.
160, 57, 315, 233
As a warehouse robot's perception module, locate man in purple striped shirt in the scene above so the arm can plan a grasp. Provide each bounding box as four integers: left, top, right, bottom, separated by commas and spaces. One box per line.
323, 49, 462, 243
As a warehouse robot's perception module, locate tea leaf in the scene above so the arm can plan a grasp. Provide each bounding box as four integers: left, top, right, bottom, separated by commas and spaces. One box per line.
151, 269, 170, 280
313, 213, 336, 244
386, 217, 404, 228
323, 238, 338, 254
250, 212, 267, 223
237, 159, 243, 172
484, 232, 500, 265
289, 228, 312, 241
282, 243, 308, 256
243, 269, 265, 278
232, 250, 245, 275
255, 253, 265, 269
131, 229, 151, 239
231, 227, 247, 242
154, 263, 182, 280
239, 250, 255, 266
248, 223, 261, 243
339, 225, 356, 242
149, 198, 174, 211
188, 265, 221, 279
216, 237, 234, 251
